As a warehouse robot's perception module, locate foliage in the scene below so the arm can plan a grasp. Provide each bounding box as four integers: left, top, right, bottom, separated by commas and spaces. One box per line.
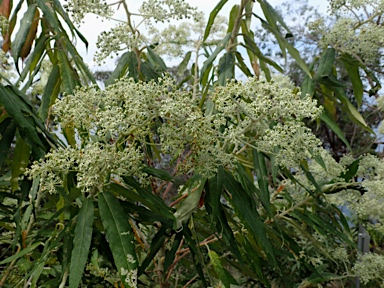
0, 0, 384, 287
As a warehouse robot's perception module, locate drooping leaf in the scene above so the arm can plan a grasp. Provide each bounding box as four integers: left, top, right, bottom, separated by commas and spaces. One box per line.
177, 51, 192, 75
200, 32, 232, 83
173, 176, 206, 230
0, 242, 42, 265
39, 65, 61, 120
20, 8, 39, 60
252, 150, 271, 215
224, 171, 276, 266
218, 52, 235, 86
208, 250, 238, 288
204, 0, 228, 41
147, 46, 167, 72
11, 135, 31, 192
0, 118, 16, 167
12, 4, 37, 66
340, 53, 364, 107
69, 198, 94, 288
98, 191, 138, 288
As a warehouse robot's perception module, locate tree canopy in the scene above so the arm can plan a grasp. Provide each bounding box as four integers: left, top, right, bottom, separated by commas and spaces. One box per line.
1, 0, 384, 287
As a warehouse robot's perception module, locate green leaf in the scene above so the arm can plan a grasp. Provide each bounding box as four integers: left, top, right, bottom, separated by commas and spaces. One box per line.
218, 52, 235, 86
105, 51, 132, 86
0, 119, 16, 167
208, 250, 238, 288
252, 150, 271, 215
173, 176, 206, 230
39, 65, 61, 120
234, 51, 253, 77
316, 48, 335, 78
98, 192, 138, 288
320, 112, 351, 150
301, 75, 315, 98
69, 198, 94, 288
255, 15, 311, 77
11, 135, 31, 192
200, 32, 232, 83
11, 4, 37, 66
204, 0, 228, 41
57, 49, 79, 94
207, 165, 224, 224
0, 242, 42, 265
177, 51, 192, 75
36, 0, 60, 31
227, 5, 239, 34
307, 271, 339, 284
339, 159, 360, 182
224, 171, 276, 266
340, 53, 364, 108
140, 61, 161, 81
146, 46, 167, 72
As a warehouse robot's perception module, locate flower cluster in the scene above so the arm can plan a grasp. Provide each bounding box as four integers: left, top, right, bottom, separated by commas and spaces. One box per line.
139, 0, 198, 23
311, 1, 384, 65
94, 24, 143, 63
28, 76, 324, 194
211, 76, 323, 167
62, 0, 113, 24
353, 253, 384, 284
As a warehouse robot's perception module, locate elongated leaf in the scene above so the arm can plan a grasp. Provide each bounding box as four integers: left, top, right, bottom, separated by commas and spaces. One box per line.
209, 250, 238, 288
140, 61, 161, 81
105, 51, 131, 86
320, 112, 351, 150
227, 5, 239, 34
38, 65, 61, 120
57, 49, 79, 94
200, 32, 231, 83
11, 135, 31, 192
204, 0, 228, 41
12, 4, 37, 65
173, 176, 206, 230
37, 0, 60, 31
147, 46, 167, 72
0, 242, 42, 265
98, 192, 138, 287
69, 199, 94, 288
224, 171, 275, 266
340, 53, 364, 107
253, 150, 271, 215
177, 51, 192, 75
218, 52, 235, 86
0, 118, 16, 167
207, 165, 224, 223
234, 51, 253, 77
255, 15, 311, 77
20, 8, 39, 60
316, 48, 335, 78
301, 75, 315, 98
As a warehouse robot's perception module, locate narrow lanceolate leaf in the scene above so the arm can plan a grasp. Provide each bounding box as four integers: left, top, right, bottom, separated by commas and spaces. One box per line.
69, 198, 94, 288
208, 250, 238, 288
301, 75, 315, 98
224, 171, 276, 266
218, 52, 235, 86
39, 65, 61, 121
20, 8, 39, 60
0, 242, 42, 265
12, 4, 37, 65
201, 32, 231, 83
11, 135, 31, 192
98, 192, 138, 288
340, 53, 364, 108
57, 49, 79, 94
204, 0, 228, 41
207, 165, 224, 224
177, 51, 192, 75
105, 51, 132, 86
252, 150, 271, 215
320, 112, 351, 150
0, 119, 16, 167
146, 46, 167, 72
173, 176, 206, 230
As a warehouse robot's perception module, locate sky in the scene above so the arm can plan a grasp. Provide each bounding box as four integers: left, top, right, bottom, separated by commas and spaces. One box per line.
74, 0, 329, 71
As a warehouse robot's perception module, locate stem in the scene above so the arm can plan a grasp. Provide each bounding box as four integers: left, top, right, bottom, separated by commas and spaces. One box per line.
228, 0, 249, 52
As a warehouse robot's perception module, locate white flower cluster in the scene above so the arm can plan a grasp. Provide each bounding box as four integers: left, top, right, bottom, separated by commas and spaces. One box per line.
211, 76, 323, 167
139, 0, 198, 23
94, 24, 143, 63
62, 0, 113, 24
353, 253, 384, 285
28, 76, 324, 194
329, 0, 384, 14
318, 18, 384, 64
